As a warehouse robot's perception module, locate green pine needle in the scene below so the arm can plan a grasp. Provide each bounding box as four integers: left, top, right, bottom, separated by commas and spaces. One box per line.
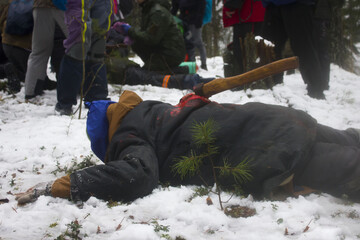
220, 157, 253, 184
191, 119, 219, 146
172, 150, 203, 179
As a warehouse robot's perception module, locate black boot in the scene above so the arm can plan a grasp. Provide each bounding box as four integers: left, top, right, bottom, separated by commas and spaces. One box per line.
44, 76, 57, 90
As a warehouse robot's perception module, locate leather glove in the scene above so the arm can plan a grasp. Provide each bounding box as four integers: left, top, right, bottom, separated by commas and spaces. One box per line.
113, 22, 131, 36
15, 181, 53, 205
52, 0, 67, 11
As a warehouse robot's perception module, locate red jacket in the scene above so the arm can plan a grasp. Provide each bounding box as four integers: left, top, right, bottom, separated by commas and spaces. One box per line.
222, 0, 265, 28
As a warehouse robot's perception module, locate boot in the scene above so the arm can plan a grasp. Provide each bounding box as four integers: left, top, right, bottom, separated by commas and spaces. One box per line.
25, 79, 45, 100
83, 61, 108, 102
44, 76, 57, 90
4, 63, 21, 93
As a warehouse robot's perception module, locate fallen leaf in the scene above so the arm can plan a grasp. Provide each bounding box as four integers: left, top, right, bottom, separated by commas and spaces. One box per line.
206, 196, 213, 205
116, 224, 122, 231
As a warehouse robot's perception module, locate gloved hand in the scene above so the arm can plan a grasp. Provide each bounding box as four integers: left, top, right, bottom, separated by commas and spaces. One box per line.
15, 181, 53, 205
113, 22, 131, 36
123, 36, 133, 45
52, 0, 67, 11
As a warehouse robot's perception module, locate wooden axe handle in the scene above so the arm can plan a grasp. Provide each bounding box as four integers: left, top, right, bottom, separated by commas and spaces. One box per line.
194, 56, 299, 98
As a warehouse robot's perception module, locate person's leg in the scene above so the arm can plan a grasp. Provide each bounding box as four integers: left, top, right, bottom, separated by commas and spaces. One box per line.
83, 0, 112, 102
51, 8, 68, 81
56, 0, 94, 114
281, 3, 326, 99
2, 44, 30, 82
2, 44, 29, 93
313, 18, 330, 91
262, 5, 287, 84
25, 8, 56, 99
188, 24, 207, 70
315, 124, 360, 147
294, 142, 360, 201
0, 36, 7, 65
232, 24, 244, 75
50, 23, 67, 82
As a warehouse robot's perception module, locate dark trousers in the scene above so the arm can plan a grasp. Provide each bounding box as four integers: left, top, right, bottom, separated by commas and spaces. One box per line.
262, 3, 327, 95
295, 124, 360, 201
131, 44, 183, 73
313, 18, 330, 90
2, 43, 30, 81
0, 37, 8, 64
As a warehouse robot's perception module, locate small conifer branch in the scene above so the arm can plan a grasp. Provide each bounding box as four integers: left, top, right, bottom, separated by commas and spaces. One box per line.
218, 157, 253, 184
172, 119, 253, 212
172, 150, 203, 179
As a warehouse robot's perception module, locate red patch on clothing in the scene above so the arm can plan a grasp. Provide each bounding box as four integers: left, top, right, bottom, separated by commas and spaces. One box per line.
175, 93, 211, 108
170, 93, 211, 117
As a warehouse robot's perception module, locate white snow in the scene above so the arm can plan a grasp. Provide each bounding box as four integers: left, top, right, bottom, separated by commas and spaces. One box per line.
1, 55, 360, 240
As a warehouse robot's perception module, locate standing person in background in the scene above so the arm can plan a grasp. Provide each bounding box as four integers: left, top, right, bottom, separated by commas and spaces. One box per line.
222, 0, 266, 76
115, 0, 185, 74
55, 0, 113, 115
261, 0, 327, 99
24, 0, 68, 100
171, 0, 208, 70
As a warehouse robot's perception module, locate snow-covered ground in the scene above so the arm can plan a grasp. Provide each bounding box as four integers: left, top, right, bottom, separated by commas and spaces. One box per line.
1, 56, 360, 240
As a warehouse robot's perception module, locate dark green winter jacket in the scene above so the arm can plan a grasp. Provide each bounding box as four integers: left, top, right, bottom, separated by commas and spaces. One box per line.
70, 91, 360, 202
70, 91, 320, 202
128, 0, 185, 72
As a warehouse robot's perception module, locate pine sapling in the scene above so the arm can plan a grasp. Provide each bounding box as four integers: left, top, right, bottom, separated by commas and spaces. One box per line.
172, 119, 252, 210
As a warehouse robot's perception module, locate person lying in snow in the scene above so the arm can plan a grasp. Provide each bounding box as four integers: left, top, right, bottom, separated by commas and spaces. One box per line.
15, 90, 360, 205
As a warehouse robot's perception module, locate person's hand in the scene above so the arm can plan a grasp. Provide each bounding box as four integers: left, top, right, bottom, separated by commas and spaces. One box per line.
15, 181, 53, 205
113, 22, 132, 36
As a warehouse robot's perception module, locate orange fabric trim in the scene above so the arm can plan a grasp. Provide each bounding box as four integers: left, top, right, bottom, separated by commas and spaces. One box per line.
51, 175, 71, 199
162, 75, 171, 88
106, 91, 143, 143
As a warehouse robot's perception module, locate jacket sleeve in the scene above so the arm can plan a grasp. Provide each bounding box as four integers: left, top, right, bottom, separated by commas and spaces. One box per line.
128, 6, 172, 46
70, 140, 159, 202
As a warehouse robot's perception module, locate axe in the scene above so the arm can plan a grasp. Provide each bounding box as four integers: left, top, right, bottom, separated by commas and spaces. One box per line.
193, 56, 299, 98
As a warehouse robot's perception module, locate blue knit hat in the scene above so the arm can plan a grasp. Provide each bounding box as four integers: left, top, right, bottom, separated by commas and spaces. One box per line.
85, 100, 115, 162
